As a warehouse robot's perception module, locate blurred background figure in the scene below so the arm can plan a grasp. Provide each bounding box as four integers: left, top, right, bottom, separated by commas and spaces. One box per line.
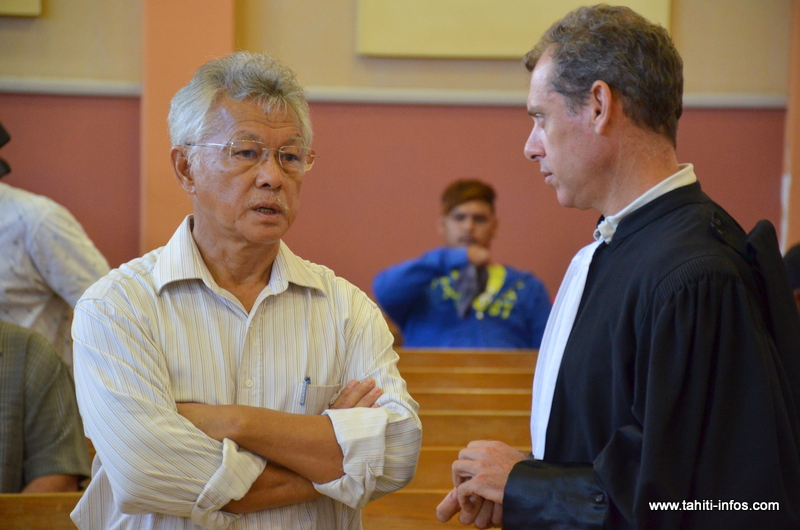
0, 320, 91, 493
374, 179, 551, 349
784, 243, 800, 312
0, 121, 109, 370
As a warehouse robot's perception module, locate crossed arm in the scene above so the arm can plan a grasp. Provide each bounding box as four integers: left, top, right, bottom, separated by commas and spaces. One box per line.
178, 378, 383, 514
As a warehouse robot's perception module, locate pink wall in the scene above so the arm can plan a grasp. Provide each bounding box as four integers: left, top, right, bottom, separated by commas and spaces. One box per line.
286, 103, 785, 297
0, 93, 140, 269
0, 94, 784, 298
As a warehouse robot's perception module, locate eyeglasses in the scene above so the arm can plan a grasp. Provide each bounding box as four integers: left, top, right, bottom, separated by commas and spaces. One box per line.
186, 139, 317, 175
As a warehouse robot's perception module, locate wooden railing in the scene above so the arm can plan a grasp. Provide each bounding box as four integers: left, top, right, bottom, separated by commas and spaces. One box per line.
0, 492, 81, 529
362, 348, 536, 529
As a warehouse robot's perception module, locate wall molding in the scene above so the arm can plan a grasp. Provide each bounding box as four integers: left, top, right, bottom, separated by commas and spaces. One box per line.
0, 77, 140, 97
0, 76, 788, 109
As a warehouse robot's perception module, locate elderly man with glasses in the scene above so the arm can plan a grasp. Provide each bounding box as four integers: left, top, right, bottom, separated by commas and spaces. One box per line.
70, 52, 421, 530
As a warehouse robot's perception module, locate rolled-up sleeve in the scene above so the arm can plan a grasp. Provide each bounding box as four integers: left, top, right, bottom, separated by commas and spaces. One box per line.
73, 295, 266, 528
315, 290, 422, 508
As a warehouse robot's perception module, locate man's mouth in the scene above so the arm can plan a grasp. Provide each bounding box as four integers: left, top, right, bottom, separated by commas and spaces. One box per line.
252, 196, 287, 215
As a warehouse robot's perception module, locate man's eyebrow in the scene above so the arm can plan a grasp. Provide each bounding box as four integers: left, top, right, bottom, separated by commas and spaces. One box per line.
233, 131, 262, 141
232, 133, 304, 145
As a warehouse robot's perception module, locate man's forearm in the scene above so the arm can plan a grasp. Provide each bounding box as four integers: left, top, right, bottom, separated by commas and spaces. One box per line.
223, 463, 321, 513
22, 474, 81, 493
227, 408, 345, 484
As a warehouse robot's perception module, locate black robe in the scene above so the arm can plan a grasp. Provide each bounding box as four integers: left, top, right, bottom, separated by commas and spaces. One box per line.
504, 183, 800, 529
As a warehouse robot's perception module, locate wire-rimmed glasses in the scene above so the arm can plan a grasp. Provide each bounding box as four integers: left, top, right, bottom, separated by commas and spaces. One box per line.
186, 139, 317, 176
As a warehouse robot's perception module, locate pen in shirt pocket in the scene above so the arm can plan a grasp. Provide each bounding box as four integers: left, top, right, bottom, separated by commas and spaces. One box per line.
300, 376, 310, 405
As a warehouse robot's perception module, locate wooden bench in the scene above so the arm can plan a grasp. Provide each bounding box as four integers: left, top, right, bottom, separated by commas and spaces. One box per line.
0, 492, 81, 529
361, 348, 536, 528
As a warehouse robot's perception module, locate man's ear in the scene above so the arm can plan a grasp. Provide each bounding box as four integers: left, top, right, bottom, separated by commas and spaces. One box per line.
588, 80, 614, 135
171, 146, 196, 195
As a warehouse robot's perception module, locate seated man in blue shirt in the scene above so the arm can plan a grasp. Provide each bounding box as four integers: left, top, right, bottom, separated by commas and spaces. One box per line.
373, 179, 550, 349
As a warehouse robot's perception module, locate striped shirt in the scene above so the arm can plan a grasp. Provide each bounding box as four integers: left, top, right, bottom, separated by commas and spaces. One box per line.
71, 217, 422, 529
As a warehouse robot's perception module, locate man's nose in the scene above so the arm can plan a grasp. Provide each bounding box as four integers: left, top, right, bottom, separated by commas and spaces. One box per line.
254, 151, 285, 188
524, 129, 544, 162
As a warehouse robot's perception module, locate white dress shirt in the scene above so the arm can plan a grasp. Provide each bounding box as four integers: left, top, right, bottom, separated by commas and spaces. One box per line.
71, 216, 422, 530
530, 165, 697, 458
0, 182, 109, 368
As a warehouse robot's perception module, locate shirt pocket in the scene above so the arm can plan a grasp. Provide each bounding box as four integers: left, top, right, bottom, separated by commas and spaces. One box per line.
293, 383, 339, 415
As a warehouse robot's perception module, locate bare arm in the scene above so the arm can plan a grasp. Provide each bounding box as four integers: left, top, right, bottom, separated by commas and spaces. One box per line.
179, 379, 382, 511
222, 464, 320, 513
22, 474, 81, 493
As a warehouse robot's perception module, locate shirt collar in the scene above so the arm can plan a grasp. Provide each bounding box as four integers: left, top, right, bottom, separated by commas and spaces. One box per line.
594, 163, 697, 243
154, 216, 326, 296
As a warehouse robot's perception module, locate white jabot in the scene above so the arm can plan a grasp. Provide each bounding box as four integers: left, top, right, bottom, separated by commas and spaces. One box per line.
531, 164, 697, 459
530, 240, 602, 458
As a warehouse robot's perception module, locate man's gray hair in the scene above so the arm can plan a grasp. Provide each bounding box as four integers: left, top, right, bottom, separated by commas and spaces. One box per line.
168, 51, 312, 147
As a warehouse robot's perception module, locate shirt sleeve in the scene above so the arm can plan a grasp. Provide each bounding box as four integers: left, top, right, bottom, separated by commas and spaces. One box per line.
23, 331, 92, 485
315, 290, 422, 508
26, 199, 109, 308
372, 247, 468, 327
504, 258, 800, 529
72, 295, 266, 529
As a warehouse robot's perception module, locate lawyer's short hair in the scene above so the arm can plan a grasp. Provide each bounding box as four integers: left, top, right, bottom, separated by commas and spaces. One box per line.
524, 4, 683, 146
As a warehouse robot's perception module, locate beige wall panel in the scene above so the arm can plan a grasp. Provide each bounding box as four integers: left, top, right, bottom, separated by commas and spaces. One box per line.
238, 0, 789, 95
0, 0, 788, 96
0, 0, 141, 82
0, 0, 41, 17
356, 0, 669, 59
672, 0, 790, 94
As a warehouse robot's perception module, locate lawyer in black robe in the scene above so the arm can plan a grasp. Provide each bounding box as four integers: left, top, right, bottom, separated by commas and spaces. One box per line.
504, 183, 800, 529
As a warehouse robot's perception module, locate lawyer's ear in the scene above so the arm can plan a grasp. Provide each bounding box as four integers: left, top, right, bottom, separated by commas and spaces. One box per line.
588, 80, 614, 135
171, 146, 196, 195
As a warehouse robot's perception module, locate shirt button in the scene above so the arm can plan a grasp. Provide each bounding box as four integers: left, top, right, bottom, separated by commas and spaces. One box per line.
244, 379, 254, 388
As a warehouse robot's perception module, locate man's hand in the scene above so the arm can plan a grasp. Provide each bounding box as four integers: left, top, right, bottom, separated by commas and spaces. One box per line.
177, 378, 383, 440
436, 440, 526, 527
330, 378, 382, 409
466, 245, 491, 267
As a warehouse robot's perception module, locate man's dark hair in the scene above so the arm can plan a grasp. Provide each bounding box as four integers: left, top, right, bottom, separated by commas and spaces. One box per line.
785, 244, 800, 290
524, 4, 683, 146
441, 179, 496, 215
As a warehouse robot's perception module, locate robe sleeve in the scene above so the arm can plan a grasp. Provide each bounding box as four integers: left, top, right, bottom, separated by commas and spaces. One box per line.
504, 256, 800, 529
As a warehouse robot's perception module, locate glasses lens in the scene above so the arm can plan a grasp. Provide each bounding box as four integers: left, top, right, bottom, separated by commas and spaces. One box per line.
222, 140, 315, 174
227, 140, 264, 170
278, 146, 315, 173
